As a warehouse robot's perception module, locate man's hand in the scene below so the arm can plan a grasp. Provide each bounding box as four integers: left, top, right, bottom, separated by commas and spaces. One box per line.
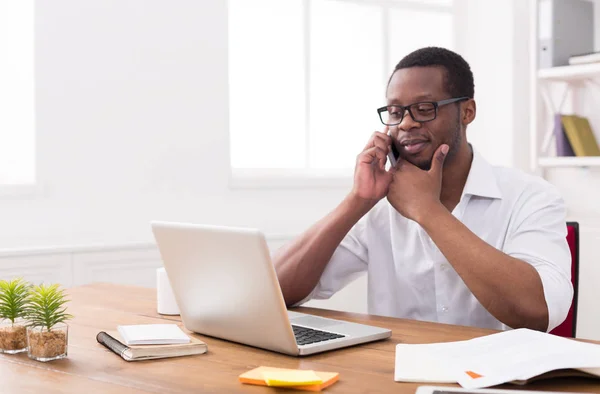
387, 143, 449, 222
351, 128, 396, 204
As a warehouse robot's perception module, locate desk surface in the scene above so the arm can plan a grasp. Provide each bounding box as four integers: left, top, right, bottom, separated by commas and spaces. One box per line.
1, 283, 599, 393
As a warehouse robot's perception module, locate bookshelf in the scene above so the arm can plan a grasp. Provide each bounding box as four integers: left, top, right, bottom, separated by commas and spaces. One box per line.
539, 156, 600, 168
529, 0, 600, 174
538, 63, 600, 82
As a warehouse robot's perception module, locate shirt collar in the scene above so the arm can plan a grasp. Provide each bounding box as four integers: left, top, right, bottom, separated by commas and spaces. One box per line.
461, 146, 502, 200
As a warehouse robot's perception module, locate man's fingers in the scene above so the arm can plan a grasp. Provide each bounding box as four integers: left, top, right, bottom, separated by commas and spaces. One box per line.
429, 144, 449, 175
373, 136, 390, 155
358, 146, 387, 166
364, 130, 393, 151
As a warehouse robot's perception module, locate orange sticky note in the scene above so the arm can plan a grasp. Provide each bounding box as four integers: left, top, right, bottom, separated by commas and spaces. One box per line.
262, 369, 322, 387
239, 366, 339, 391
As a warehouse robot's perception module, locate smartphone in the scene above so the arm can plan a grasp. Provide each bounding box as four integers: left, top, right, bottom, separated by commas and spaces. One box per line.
387, 141, 399, 167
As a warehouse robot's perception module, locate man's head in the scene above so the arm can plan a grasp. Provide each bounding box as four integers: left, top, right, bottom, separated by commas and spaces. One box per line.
383, 47, 476, 170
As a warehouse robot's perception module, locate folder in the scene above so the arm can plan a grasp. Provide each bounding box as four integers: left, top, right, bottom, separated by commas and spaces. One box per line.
560, 115, 600, 156
554, 114, 575, 156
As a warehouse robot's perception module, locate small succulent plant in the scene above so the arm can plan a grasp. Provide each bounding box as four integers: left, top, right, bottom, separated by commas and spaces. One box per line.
0, 278, 31, 326
25, 284, 73, 331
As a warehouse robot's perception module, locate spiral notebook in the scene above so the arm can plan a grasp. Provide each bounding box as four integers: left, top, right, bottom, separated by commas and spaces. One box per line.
96, 331, 207, 361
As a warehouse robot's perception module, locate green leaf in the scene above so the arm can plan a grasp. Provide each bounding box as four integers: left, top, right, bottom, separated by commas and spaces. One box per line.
0, 278, 31, 323
23, 283, 72, 330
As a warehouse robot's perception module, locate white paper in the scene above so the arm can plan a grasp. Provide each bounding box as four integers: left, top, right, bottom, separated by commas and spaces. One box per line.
117, 324, 190, 345
395, 340, 470, 383
395, 328, 600, 389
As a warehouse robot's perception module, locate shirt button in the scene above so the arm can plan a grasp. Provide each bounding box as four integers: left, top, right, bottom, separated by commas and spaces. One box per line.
441, 306, 449, 312
440, 263, 448, 270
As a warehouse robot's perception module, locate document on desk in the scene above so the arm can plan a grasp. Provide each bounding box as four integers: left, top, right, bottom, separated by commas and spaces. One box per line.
395, 328, 600, 389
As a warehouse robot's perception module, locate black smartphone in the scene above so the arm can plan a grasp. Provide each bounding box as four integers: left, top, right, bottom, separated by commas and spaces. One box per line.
388, 142, 399, 167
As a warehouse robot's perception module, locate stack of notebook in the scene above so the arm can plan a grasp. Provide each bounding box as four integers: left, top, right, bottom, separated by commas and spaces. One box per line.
96, 324, 207, 361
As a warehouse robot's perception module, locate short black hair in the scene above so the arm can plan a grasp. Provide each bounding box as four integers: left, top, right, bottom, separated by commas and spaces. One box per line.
391, 46, 474, 99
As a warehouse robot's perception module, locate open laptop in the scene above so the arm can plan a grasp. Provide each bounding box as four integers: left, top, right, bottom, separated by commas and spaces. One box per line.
150, 221, 391, 356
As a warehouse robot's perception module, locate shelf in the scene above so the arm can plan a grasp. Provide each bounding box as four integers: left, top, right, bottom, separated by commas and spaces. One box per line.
538, 63, 600, 82
538, 156, 600, 167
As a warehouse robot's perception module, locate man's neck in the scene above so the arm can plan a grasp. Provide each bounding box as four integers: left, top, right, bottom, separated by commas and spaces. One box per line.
440, 143, 473, 212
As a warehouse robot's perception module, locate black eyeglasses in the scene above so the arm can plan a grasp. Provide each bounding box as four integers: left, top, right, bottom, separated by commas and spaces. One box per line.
377, 97, 469, 126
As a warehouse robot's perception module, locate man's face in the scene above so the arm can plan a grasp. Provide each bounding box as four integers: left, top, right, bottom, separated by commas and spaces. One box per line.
386, 66, 463, 170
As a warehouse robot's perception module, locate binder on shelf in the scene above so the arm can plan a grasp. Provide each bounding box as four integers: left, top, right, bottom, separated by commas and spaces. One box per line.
560, 115, 600, 157
554, 114, 575, 156
538, 0, 594, 69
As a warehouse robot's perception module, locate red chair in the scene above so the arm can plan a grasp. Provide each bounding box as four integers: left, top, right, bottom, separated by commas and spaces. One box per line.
549, 222, 579, 337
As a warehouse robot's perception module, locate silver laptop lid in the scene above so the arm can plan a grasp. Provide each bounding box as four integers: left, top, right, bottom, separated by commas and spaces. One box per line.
151, 221, 299, 355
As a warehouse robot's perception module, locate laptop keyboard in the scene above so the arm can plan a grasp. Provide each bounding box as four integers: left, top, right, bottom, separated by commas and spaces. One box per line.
292, 325, 345, 346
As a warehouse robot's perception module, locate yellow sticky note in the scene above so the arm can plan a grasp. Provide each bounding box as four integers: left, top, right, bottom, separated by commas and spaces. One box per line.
262, 369, 323, 387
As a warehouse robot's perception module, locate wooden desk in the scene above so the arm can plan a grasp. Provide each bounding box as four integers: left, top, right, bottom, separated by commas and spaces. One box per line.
1, 283, 599, 393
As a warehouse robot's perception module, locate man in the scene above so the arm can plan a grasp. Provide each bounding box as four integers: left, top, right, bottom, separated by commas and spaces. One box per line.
273, 47, 573, 332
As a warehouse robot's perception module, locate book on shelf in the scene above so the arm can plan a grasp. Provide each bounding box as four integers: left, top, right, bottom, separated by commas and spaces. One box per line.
553, 114, 575, 157
96, 330, 207, 361
394, 328, 600, 389
560, 115, 600, 156
568, 51, 600, 65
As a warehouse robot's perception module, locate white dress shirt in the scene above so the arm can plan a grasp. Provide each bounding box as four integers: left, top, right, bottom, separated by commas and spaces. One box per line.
300, 148, 573, 332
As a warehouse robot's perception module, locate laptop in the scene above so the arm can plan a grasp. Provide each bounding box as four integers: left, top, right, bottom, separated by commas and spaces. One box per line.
150, 221, 392, 356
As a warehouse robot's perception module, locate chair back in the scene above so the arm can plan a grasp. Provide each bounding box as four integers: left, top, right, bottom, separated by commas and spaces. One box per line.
549, 222, 579, 337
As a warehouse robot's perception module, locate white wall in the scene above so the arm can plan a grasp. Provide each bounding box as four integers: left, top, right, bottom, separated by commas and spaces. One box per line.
452, 0, 531, 171
0, 0, 348, 251
454, 0, 515, 167
21, 0, 367, 313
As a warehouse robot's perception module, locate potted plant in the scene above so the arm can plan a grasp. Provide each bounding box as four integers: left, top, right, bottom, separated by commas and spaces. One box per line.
0, 278, 30, 353
25, 284, 73, 362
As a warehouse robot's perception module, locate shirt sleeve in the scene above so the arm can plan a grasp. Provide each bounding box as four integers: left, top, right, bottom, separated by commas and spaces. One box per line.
503, 181, 574, 332
293, 214, 369, 306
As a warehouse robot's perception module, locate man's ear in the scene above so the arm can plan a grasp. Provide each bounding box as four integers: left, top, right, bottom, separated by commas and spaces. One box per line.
462, 99, 476, 126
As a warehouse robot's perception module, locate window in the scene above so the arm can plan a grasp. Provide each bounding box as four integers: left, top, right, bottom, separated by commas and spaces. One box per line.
0, 0, 35, 185
228, 0, 453, 182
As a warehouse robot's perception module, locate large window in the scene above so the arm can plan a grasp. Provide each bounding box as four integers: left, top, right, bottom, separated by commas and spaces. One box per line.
0, 0, 35, 185
228, 0, 453, 180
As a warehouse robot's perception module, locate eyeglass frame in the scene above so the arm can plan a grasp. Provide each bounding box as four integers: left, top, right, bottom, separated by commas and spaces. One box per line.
377, 96, 470, 126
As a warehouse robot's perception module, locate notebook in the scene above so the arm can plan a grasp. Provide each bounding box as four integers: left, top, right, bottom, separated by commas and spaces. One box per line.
395, 328, 600, 389
96, 331, 207, 361
117, 324, 190, 345
239, 366, 339, 391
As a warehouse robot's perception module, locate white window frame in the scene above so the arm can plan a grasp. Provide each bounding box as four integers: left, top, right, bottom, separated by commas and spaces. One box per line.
0, 0, 39, 197
228, 0, 455, 189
